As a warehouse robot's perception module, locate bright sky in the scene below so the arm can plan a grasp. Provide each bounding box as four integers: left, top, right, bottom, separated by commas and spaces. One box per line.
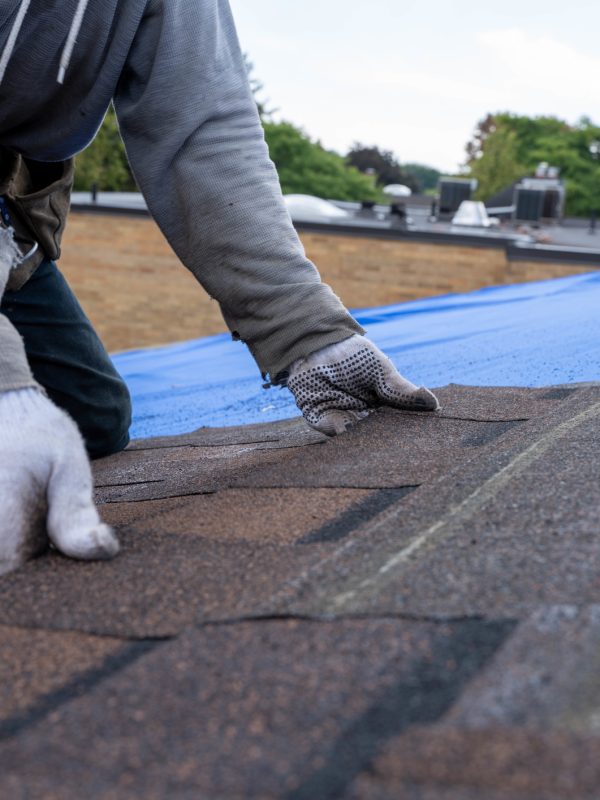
228, 0, 600, 173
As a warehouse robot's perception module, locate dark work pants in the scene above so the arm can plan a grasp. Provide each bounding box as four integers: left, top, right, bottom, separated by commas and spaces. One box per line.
1, 259, 132, 459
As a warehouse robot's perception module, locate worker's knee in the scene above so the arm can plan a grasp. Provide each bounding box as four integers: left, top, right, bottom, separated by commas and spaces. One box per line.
83, 379, 132, 460
44, 376, 132, 460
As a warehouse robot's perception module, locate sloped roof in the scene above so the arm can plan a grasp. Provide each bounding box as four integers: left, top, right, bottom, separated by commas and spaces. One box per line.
1, 383, 600, 797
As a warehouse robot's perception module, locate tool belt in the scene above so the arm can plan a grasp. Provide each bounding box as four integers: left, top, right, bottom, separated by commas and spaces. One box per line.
0, 147, 74, 291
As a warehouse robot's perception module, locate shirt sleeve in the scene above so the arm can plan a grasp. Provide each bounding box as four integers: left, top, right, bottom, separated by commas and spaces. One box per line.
113, 0, 363, 379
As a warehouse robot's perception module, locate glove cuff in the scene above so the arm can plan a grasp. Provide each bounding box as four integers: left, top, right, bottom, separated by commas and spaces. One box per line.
0, 315, 40, 395
0, 387, 57, 435
288, 334, 364, 376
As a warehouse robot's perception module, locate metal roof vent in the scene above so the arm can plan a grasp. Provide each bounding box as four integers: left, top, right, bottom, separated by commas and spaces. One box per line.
383, 184, 412, 199
452, 200, 495, 228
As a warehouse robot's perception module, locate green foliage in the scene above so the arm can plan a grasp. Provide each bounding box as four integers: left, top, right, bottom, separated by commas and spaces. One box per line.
264, 122, 380, 202
346, 146, 441, 195
402, 162, 442, 193
73, 106, 136, 192
346, 144, 418, 192
466, 112, 600, 216
469, 125, 526, 201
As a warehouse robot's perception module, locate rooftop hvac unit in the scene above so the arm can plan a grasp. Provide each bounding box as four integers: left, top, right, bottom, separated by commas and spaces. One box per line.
515, 188, 545, 222
438, 179, 476, 216
542, 189, 563, 219
518, 176, 565, 221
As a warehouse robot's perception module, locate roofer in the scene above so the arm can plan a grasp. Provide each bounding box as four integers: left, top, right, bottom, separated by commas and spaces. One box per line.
0, 0, 438, 568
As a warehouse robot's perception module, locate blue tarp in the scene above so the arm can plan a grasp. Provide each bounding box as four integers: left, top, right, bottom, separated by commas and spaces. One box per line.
112, 271, 600, 439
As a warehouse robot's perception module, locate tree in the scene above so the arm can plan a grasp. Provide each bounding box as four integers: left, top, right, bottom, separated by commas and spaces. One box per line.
73, 105, 136, 192
468, 124, 526, 201
465, 113, 498, 163
402, 162, 441, 193
346, 144, 418, 192
264, 123, 380, 201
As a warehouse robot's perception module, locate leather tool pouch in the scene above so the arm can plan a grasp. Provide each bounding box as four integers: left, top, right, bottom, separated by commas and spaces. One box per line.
0, 147, 74, 291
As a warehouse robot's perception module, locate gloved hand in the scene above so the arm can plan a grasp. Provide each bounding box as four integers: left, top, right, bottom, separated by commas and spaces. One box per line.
0, 388, 119, 574
287, 334, 440, 436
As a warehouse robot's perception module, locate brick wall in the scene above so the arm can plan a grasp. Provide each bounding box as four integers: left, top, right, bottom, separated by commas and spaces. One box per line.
60, 212, 224, 352
504, 259, 596, 284
58, 211, 598, 352
300, 232, 509, 306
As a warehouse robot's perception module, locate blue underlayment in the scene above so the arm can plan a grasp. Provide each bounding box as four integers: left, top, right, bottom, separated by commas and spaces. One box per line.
112, 270, 600, 439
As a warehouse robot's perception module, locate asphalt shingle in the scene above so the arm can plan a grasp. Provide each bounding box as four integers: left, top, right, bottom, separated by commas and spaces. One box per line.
1, 382, 599, 798
278, 386, 600, 618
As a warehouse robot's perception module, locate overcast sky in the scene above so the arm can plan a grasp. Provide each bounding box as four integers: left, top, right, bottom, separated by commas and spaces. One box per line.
228, 0, 600, 173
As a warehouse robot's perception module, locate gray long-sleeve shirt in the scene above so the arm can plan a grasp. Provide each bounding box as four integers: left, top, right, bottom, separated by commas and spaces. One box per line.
0, 0, 362, 389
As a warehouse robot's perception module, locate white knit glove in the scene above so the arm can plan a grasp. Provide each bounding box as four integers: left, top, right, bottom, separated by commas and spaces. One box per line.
287, 335, 440, 436
0, 225, 21, 273
0, 388, 119, 574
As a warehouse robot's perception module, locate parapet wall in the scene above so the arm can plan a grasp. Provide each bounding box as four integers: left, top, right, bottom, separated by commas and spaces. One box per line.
59, 211, 598, 353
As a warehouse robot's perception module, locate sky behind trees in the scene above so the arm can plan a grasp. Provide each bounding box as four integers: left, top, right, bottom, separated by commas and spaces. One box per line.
229, 0, 600, 172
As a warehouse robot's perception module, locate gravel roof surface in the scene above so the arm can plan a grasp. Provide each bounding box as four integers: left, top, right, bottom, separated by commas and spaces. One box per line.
1, 383, 599, 798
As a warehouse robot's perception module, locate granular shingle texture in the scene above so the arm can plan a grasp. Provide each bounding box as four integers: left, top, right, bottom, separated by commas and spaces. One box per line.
99, 487, 376, 545
1, 383, 600, 798
0, 627, 124, 723
0, 618, 513, 799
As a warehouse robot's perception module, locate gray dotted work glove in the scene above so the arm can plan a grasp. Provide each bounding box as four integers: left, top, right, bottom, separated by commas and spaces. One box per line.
0, 388, 120, 575
287, 335, 440, 436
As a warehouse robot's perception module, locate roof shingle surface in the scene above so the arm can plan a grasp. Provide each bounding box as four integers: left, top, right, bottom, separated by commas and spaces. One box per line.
1, 383, 599, 798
